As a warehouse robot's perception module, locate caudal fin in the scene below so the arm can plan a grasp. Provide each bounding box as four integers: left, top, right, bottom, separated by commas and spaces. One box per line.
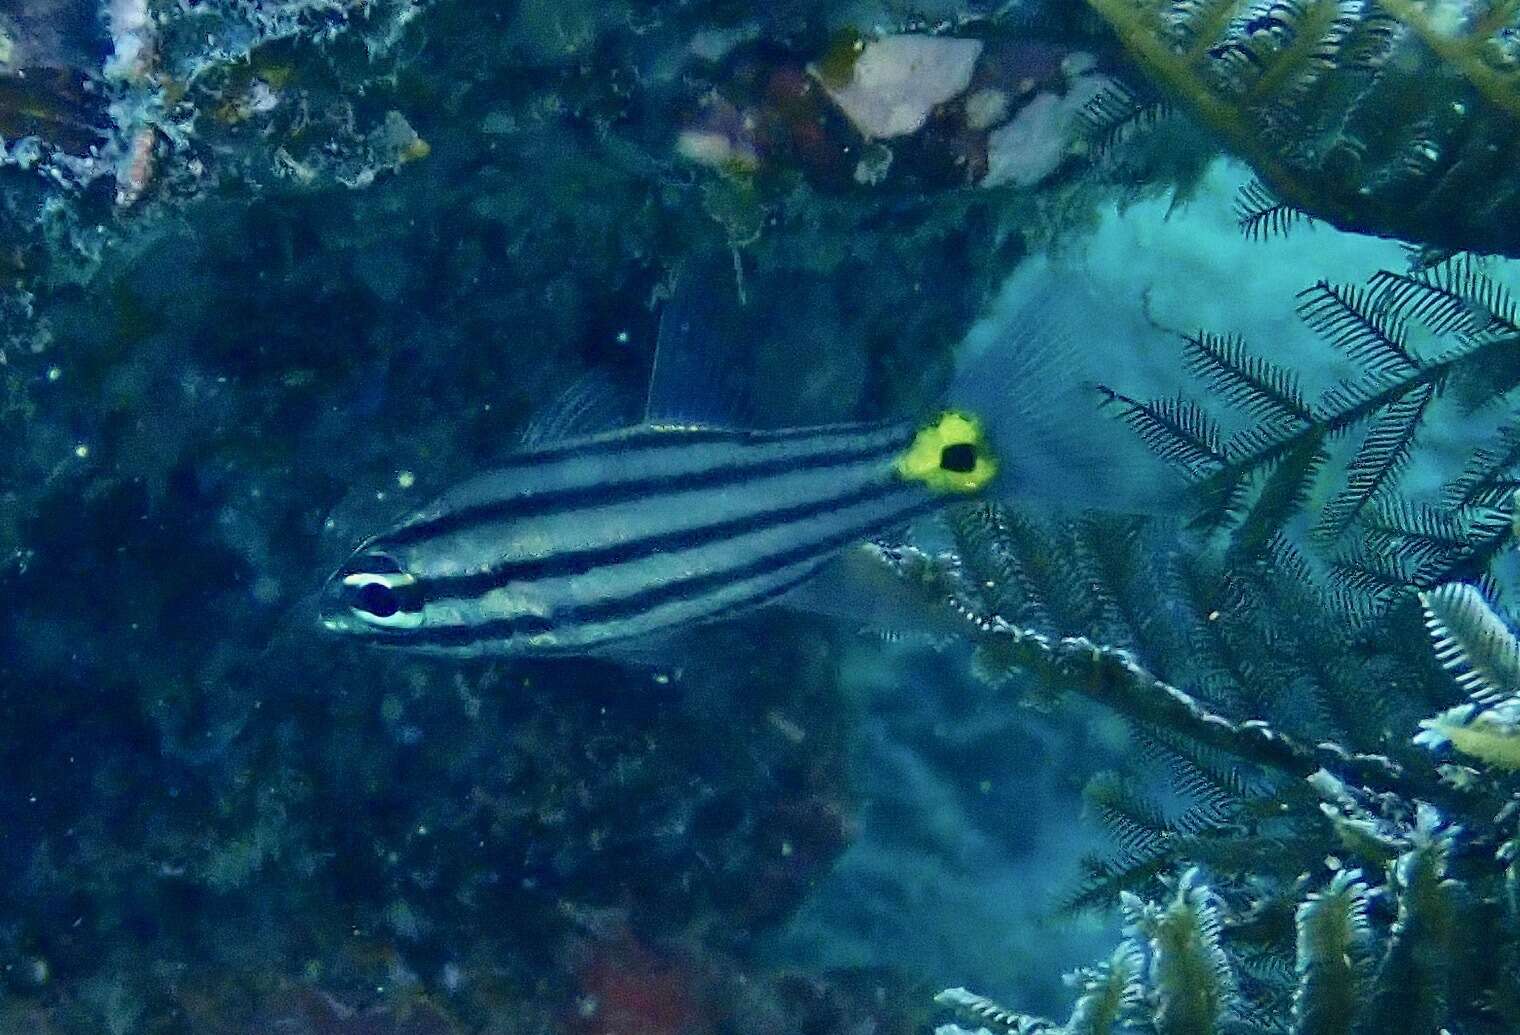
949, 284, 1186, 515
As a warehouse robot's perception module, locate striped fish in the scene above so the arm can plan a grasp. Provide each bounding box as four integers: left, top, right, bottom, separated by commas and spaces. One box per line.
318, 411, 997, 657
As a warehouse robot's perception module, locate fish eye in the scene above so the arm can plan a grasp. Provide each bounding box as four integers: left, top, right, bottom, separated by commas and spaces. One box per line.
940, 442, 977, 473
354, 581, 400, 618
338, 564, 425, 629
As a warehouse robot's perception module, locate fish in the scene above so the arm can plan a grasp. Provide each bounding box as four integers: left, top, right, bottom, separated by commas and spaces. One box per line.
318, 266, 1165, 659
318, 410, 998, 657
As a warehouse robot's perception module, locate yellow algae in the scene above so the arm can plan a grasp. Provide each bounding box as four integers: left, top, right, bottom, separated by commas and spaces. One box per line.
1441, 716, 1520, 771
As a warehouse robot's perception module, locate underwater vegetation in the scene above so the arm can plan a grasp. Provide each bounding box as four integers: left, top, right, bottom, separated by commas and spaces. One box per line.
1083, 0, 1520, 258
1098, 256, 1520, 615
910, 496, 1520, 1032
909, 232, 1520, 1031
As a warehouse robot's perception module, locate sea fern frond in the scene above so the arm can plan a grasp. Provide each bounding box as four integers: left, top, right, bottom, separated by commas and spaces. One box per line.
1325, 544, 1417, 619
1080, 77, 1171, 155
1064, 851, 1173, 916
1228, 0, 1363, 107
1418, 582, 1520, 706
1313, 381, 1433, 542
1184, 330, 1314, 423
1109, 266, 1520, 585
1074, 513, 1159, 649
1171, 0, 1245, 57
1097, 388, 1227, 476
1360, 498, 1491, 567
1231, 942, 1295, 1002
1086, 770, 1177, 860
1084, 0, 1520, 256
1235, 178, 1314, 241
1416, 703, 1520, 771
935, 987, 1057, 1034
1139, 728, 1259, 818
1064, 940, 1147, 1035
1128, 868, 1236, 1035
1377, 0, 1520, 121
1170, 556, 1264, 710
1344, 499, 1512, 608
1176, 832, 1322, 882
1226, 431, 1329, 561
1447, 416, 1520, 504
934, 941, 1146, 1035
1368, 256, 1520, 338
1292, 868, 1371, 1035
1361, 806, 1461, 1035
947, 503, 1098, 634
1295, 281, 1419, 378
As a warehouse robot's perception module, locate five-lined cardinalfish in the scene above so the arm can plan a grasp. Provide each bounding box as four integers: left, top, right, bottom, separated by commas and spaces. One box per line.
318, 274, 1153, 660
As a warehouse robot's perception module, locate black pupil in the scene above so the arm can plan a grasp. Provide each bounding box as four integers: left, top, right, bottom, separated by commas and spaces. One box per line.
940, 442, 977, 473
356, 582, 400, 618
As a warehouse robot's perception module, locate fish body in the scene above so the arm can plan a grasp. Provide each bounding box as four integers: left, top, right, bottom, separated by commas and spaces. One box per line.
319, 414, 995, 657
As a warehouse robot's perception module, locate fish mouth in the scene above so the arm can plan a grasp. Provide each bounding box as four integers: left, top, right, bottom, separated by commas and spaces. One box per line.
315, 573, 358, 636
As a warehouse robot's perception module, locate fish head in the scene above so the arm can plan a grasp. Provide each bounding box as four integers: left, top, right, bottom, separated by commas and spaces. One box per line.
318, 544, 428, 642
318, 537, 559, 656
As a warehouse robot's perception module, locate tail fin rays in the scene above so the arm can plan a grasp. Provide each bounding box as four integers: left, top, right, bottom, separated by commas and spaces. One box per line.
950, 299, 1186, 515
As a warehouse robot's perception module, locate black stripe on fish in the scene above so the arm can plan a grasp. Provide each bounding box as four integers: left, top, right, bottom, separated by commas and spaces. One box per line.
416, 477, 910, 599
491, 421, 893, 473
382, 425, 914, 548
393, 485, 936, 648
391, 565, 827, 657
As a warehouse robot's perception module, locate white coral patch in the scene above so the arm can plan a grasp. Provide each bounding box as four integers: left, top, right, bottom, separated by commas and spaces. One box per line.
963, 88, 1010, 132
106, 0, 154, 83
822, 35, 983, 140
983, 73, 1113, 189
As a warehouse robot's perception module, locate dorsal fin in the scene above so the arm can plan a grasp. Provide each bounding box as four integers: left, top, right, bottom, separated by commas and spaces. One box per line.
644, 253, 759, 430
645, 252, 896, 430
520, 368, 641, 448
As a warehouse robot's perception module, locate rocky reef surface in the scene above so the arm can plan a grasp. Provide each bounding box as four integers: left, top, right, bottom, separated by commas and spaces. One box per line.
0, 2, 1150, 1031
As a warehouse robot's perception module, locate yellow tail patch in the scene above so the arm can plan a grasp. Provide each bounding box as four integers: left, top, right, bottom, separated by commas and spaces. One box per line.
896, 411, 998, 494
